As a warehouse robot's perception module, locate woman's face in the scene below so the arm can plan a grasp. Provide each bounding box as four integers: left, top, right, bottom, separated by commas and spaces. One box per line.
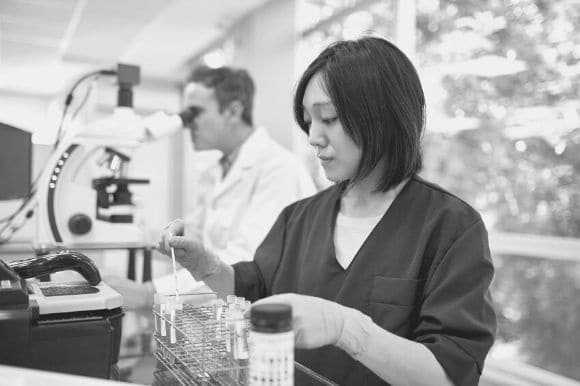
303, 72, 361, 182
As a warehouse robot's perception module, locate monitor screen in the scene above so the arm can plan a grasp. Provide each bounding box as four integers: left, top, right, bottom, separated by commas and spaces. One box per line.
0, 122, 32, 200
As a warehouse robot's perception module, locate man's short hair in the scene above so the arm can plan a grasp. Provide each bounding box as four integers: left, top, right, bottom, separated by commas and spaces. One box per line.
188, 65, 255, 126
293, 36, 425, 192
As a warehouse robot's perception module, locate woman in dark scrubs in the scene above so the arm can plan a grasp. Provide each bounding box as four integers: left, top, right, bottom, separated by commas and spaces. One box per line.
158, 36, 496, 385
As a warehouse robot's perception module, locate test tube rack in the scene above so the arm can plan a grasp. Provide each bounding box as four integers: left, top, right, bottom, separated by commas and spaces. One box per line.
152, 301, 250, 386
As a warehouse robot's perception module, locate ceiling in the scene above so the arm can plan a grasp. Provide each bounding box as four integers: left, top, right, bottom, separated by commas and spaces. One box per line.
0, 0, 270, 95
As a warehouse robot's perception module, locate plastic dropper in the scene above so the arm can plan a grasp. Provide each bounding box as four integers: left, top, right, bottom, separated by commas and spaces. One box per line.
170, 233, 180, 304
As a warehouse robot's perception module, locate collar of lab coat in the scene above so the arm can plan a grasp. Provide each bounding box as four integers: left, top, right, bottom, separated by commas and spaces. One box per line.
212, 126, 269, 198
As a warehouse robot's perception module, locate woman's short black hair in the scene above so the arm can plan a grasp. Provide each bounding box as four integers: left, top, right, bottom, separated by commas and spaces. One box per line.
293, 36, 425, 192
188, 65, 255, 126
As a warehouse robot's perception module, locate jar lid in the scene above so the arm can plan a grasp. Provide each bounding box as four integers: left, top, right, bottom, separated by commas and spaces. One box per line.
250, 303, 292, 332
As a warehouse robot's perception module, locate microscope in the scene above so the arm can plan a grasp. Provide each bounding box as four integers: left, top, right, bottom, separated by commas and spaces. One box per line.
32, 64, 198, 246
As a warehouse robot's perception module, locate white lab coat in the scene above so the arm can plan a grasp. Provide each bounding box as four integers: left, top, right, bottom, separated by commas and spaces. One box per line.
154, 127, 316, 294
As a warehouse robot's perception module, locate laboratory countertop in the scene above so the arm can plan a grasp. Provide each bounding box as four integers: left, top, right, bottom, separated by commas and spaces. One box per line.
0, 365, 146, 386
0, 240, 34, 254
0, 239, 155, 254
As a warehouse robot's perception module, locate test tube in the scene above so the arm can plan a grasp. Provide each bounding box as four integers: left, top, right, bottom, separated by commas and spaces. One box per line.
235, 302, 249, 361
213, 299, 225, 339
225, 303, 235, 354
162, 296, 183, 349
153, 293, 162, 337
211, 299, 222, 319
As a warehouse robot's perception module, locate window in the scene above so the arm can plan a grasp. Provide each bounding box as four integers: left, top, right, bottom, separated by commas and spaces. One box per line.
417, 1, 580, 381
297, 0, 580, 381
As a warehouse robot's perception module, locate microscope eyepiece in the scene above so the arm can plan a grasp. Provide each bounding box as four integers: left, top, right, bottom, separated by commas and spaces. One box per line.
179, 106, 202, 126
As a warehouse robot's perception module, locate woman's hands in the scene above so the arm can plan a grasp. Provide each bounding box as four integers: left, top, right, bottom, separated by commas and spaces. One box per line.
156, 219, 221, 281
252, 293, 352, 349
253, 293, 373, 361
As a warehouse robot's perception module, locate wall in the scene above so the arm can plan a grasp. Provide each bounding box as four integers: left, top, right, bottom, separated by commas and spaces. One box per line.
232, 0, 299, 151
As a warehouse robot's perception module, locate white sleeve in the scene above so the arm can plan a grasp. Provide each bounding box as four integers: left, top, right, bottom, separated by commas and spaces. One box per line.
215, 158, 315, 265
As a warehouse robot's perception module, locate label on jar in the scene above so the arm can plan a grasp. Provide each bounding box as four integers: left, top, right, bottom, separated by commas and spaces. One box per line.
249, 330, 294, 386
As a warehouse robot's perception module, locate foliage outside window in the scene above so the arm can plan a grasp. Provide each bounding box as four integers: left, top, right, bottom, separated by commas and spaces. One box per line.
299, 0, 580, 380
417, 0, 580, 380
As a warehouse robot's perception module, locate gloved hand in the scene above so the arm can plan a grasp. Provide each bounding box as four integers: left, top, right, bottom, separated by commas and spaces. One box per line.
252, 293, 355, 349
156, 219, 221, 281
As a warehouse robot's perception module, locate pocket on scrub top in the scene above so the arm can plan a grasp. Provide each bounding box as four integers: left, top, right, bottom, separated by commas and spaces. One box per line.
367, 276, 424, 336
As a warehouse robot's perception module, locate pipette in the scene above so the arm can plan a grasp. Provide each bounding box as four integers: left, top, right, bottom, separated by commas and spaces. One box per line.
169, 234, 180, 304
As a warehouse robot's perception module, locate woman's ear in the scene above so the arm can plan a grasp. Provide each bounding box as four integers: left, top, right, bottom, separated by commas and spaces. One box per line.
227, 100, 244, 120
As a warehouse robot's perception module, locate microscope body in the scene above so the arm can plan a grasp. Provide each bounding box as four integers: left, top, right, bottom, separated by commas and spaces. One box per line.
34, 107, 150, 245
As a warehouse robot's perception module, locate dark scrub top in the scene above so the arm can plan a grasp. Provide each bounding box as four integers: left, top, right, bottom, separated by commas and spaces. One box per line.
234, 176, 496, 385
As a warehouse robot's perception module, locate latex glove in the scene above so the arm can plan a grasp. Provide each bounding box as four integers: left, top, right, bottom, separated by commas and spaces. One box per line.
156, 219, 221, 281
103, 274, 154, 310
252, 293, 351, 349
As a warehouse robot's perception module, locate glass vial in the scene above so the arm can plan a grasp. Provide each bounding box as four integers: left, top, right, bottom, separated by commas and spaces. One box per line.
249, 303, 293, 386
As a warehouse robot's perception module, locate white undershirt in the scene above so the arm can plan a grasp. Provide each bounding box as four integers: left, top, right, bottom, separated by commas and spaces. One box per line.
333, 179, 408, 270
334, 212, 384, 270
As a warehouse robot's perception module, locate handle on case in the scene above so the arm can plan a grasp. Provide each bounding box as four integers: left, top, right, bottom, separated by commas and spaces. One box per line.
8, 250, 101, 286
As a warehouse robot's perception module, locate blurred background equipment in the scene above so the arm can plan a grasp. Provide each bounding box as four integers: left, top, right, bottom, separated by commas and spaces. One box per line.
0, 251, 123, 379
0, 123, 34, 245
0, 122, 32, 201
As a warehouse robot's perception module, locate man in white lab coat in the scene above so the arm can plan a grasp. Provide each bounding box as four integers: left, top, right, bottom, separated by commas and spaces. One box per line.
107, 65, 315, 307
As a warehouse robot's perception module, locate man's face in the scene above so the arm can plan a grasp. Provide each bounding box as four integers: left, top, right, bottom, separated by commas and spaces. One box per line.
183, 82, 229, 151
